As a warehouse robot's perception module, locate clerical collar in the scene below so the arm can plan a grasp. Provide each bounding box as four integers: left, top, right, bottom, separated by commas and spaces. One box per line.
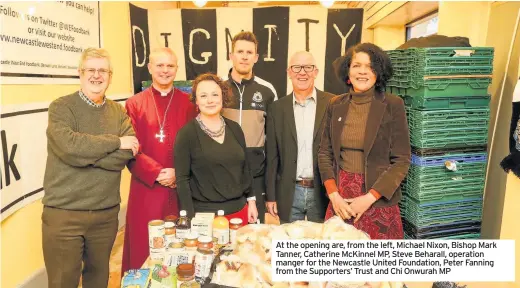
151, 85, 175, 97
78, 90, 105, 107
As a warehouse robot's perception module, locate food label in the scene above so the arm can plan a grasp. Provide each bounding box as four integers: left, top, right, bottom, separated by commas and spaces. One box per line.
213, 228, 229, 245
195, 252, 214, 279
176, 228, 190, 240
230, 229, 238, 246
165, 234, 176, 247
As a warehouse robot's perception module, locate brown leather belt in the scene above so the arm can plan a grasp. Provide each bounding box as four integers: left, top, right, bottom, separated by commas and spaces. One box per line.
295, 179, 314, 188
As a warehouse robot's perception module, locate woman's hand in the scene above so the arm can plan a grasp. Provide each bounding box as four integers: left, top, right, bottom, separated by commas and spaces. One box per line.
247, 200, 259, 223
329, 192, 356, 220
344, 191, 378, 223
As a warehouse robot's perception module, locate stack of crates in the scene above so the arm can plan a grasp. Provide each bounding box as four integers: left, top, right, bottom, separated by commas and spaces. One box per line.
387, 47, 494, 240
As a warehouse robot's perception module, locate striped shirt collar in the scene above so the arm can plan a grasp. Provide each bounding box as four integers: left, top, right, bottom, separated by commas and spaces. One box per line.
78, 90, 105, 107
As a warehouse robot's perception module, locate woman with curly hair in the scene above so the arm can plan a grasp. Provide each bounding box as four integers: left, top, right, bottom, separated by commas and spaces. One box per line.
174, 73, 258, 224
318, 43, 411, 239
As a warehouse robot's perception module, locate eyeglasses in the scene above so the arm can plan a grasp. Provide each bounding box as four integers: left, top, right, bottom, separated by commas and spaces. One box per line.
290, 65, 316, 73
82, 68, 111, 76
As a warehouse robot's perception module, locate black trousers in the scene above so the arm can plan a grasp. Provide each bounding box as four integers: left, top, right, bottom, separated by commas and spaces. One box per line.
253, 175, 266, 223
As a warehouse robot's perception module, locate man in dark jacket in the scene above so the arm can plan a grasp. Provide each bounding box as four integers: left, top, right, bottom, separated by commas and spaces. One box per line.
265, 51, 333, 223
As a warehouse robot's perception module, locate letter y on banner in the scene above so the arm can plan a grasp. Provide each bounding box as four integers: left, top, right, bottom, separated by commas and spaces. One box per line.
324, 8, 363, 95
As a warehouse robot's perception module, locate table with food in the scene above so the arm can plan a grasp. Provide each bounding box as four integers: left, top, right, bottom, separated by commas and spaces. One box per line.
120, 210, 405, 288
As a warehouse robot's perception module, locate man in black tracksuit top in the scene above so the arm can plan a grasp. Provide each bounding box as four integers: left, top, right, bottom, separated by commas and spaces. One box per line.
222, 31, 278, 223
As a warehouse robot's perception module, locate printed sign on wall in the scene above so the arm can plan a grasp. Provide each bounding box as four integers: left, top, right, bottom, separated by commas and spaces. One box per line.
0, 2, 101, 84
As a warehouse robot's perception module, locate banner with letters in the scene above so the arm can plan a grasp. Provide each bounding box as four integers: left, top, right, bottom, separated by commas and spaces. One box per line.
0, 1, 101, 84
130, 4, 363, 96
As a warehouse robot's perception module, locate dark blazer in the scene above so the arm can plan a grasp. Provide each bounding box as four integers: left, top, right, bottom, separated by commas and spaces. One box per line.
318, 90, 411, 207
266, 89, 334, 223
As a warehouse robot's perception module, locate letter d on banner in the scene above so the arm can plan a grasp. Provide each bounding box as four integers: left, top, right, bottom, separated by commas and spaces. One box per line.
129, 4, 150, 93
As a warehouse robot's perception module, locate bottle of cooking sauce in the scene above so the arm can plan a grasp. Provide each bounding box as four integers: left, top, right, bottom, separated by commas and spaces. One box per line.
212, 210, 229, 245
176, 210, 190, 240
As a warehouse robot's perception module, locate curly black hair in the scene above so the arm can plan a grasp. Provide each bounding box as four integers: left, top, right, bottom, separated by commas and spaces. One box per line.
333, 42, 393, 93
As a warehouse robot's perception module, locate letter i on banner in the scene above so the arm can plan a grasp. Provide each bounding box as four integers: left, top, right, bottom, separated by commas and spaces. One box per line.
323, 8, 363, 95
181, 9, 218, 80
130, 4, 151, 94
253, 6, 289, 99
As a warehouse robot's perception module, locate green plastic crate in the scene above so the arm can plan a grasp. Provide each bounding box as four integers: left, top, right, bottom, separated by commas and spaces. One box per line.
408, 47, 494, 57
410, 130, 489, 149
407, 107, 490, 148
405, 180, 484, 202
404, 212, 483, 227
403, 95, 490, 110
415, 56, 493, 67
405, 78, 491, 97
402, 196, 483, 227
407, 163, 486, 185
442, 233, 481, 239
408, 108, 490, 129
392, 66, 493, 84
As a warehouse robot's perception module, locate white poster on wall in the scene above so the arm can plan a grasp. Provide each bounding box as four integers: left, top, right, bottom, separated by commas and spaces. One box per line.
0, 95, 130, 222
0, 1, 101, 84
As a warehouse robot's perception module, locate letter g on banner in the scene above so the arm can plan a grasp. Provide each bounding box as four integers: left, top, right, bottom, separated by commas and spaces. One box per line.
189, 28, 212, 64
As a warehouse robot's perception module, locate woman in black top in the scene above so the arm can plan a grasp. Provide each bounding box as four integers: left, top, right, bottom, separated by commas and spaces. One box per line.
174, 73, 259, 224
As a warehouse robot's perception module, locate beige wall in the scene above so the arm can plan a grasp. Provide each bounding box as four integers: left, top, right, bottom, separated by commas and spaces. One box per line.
438, 1, 492, 47
482, 1, 520, 240
373, 26, 406, 50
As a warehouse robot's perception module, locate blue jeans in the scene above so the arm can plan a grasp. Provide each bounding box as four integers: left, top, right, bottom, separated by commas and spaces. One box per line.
289, 185, 323, 223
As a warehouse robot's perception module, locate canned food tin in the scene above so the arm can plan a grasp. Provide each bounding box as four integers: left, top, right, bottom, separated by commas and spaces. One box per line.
148, 220, 166, 261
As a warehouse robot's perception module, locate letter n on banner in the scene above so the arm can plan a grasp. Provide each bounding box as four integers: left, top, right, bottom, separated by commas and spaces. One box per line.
181, 9, 218, 80
130, 4, 150, 94
253, 7, 289, 98
324, 8, 363, 95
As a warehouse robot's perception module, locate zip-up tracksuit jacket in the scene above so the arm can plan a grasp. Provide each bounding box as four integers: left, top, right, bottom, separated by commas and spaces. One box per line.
222, 70, 278, 179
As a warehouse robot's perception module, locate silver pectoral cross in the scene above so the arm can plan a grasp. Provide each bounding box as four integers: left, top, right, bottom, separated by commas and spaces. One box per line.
156, 129, 166, 143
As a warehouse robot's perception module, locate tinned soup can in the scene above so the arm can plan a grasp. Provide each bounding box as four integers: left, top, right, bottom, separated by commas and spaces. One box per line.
148, 220, 166, 261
